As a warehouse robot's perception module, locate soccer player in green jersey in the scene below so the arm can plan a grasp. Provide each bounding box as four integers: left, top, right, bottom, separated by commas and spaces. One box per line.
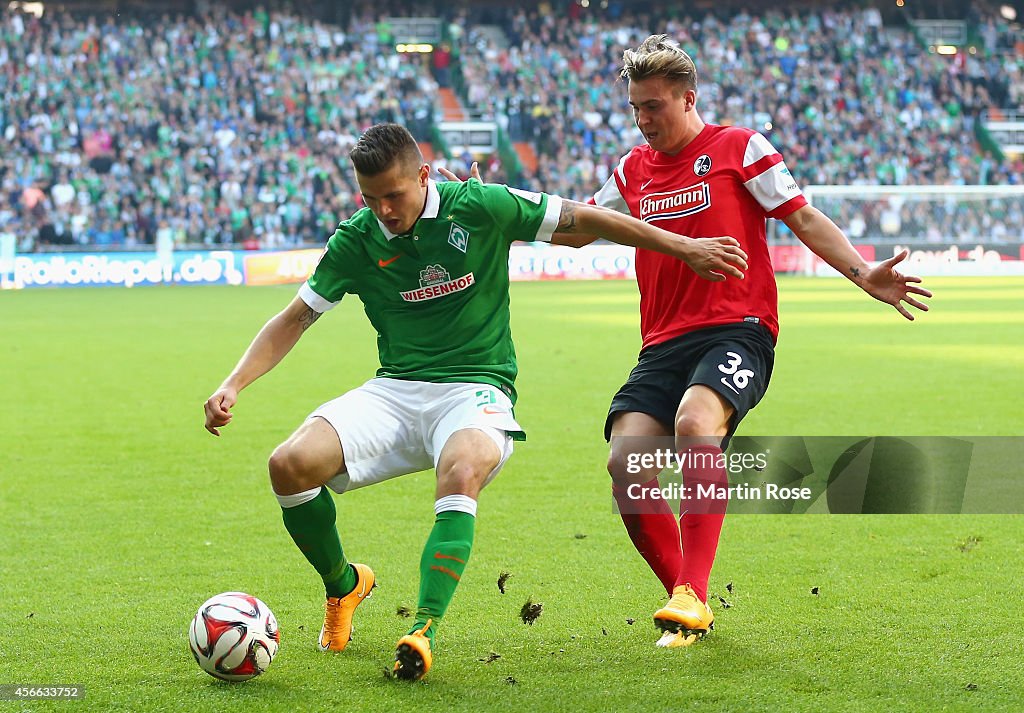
203, 123, 747, 681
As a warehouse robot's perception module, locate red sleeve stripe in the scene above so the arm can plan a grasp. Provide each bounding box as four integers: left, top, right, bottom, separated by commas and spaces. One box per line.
766, 194, 808, 220
739, 153, 783, 182
614, 168, 627, 197
614, 153, 630, 186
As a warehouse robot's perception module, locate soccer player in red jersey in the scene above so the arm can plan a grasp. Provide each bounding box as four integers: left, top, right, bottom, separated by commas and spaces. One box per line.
576, 35, 933, 647
442, 34, 930, 647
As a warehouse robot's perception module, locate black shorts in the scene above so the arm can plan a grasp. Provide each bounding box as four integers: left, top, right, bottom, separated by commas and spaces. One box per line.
605, 323, 775, 448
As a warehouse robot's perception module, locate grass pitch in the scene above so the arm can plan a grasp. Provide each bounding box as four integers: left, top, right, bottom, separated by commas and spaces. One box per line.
1, 277, 1022, 712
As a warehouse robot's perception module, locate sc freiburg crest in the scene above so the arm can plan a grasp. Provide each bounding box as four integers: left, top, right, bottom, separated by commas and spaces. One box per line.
694, 154, 712, 176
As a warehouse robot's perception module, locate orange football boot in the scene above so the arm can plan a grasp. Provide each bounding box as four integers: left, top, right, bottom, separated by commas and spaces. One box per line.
318, 563, 375, 652
393, 619, 433, 681
653, 583, 714, 647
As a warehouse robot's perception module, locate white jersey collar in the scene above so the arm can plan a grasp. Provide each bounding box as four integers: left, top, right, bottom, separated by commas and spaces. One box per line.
378, 179, 441, 240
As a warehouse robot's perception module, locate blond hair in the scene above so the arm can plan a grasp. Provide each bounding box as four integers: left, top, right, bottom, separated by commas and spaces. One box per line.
621, 34, 697, 92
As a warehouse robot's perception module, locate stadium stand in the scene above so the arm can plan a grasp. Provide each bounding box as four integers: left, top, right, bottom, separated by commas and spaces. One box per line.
0, 2, 1020, 250
0, 5, 440, 250
457, 6, 1023, 198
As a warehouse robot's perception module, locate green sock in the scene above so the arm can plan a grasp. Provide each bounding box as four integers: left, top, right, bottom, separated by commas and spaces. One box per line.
413, 509, 476, 644
280, 487, 357, 598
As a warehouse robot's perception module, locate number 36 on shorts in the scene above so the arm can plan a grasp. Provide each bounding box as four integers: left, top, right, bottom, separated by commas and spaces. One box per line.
717, 351, 755, 394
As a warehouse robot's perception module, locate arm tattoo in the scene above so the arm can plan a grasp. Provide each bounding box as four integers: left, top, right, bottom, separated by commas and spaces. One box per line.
556, 200, 580, 233
298, 307, 322, 331
850, 266, 861, 278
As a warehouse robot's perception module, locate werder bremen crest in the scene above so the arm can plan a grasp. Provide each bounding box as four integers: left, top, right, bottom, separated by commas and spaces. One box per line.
448, 222, 470, 253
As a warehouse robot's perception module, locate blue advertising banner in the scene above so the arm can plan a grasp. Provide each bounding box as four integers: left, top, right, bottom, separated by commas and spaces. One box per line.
2, 250, 245, 289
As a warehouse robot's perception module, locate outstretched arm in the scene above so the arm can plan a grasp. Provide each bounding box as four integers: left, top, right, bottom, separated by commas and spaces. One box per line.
784, 205, 932, 320
204, 295, 321, 435
437, 166, 746, 280
551, 231, 600, 248
556, 199, 748, 281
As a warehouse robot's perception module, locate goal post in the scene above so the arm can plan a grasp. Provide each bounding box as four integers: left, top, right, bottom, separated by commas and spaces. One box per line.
784, 185, 1024, 276
0, 232, 15, 290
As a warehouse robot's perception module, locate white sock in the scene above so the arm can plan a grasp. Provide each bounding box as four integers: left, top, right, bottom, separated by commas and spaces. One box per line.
434, 494, 478, 516
275, 486, 322, 509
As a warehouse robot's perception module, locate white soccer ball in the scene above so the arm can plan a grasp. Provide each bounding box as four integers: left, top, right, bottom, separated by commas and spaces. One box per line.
188, 592, 280, 682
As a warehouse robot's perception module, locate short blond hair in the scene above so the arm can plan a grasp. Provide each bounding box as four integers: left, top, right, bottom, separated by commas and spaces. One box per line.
621, 34, 697, 92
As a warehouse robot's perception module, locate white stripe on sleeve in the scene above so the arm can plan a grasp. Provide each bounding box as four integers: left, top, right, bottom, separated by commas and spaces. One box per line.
743, 132, 779, 167
743, 162, 804, 213
533, 194, 563, 243
298, 281, 340, 312
593, 173, 630, 215
614, 153, 629, 186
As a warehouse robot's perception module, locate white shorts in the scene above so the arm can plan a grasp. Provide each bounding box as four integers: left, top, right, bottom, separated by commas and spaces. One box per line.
310, 378, 521, 494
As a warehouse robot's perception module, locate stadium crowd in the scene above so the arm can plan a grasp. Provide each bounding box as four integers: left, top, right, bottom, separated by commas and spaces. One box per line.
460, 6, 1024, 198
0, 6, 438, 251
1, 3, 1021, 251
818, 193, 1024, 244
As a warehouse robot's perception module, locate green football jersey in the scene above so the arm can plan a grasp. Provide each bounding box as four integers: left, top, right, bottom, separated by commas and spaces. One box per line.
300, 178, 562, 404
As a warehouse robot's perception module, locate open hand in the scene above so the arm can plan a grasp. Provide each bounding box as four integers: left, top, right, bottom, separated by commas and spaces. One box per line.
862, 249, 932, 320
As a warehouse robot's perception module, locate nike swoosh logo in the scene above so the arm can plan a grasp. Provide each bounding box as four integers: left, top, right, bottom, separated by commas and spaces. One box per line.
641, 178, 654, 191
482, 406, 506, 415
377, 255, 401, 268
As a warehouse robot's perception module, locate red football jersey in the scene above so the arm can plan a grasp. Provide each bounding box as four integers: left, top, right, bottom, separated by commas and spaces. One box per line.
593, 124, 807, 347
